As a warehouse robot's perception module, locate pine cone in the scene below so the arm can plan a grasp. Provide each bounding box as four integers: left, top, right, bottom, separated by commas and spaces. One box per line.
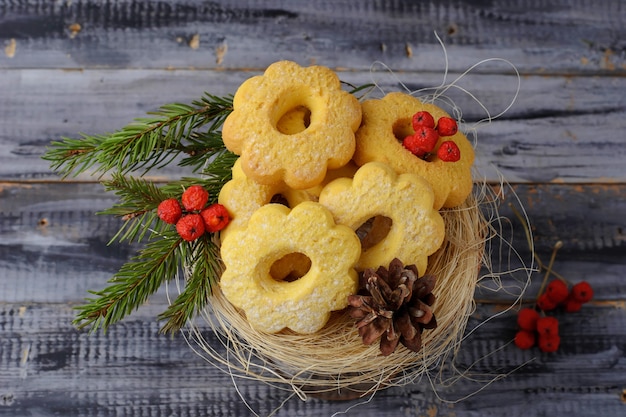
347, 258, 437, 356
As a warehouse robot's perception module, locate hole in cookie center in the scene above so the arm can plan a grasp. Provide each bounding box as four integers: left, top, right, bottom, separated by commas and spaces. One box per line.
270, 252, 312, 282
355, 215, 393, 251
276, 106, 312, 135
392, 117, 413, 143
270, 193, 290, 207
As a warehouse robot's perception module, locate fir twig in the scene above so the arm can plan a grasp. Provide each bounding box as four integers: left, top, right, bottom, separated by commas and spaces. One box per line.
158, 235, 222, 334
42, 94, 233, 177
71, 150, 236, 333
73, 228, 184, 333
160, 151, 237, 202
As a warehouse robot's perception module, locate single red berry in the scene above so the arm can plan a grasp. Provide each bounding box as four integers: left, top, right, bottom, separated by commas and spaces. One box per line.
412, 126, 439, 153
538, 334, 561, 353
437, 141, 461, 162
200, 203, 231, 233
517, 308, 540, 331
536, 316, 559, 337
157, 198, 182, 225
436, 116, 458, 136
571, 281, 594, 303
402, 134, 427, 157
514, 330, 536, 350
545, 279, 569, 304
563, 295, 583, 313
412, 111, 436, 130
176, 214, 205, 241
537, 293, 558, 311
181, 185, 209, 212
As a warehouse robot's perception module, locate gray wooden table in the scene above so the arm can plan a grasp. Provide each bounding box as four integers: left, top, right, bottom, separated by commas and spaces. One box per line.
1, 1, 625, 416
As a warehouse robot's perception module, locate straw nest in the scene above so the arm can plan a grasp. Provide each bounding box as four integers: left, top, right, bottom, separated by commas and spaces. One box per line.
185, 188, 489, 401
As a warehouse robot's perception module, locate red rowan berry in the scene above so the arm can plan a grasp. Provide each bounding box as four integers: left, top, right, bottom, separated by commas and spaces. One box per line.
537, 293, 558, 311
436, 116, 458, 136
176, 214, 205, 241
402, 134, 427, 157
538, 334, 561, 353
157, 198, 182, 225
412, 126, 439, 153
514, 330, 536, 350
571, 281, 594, 303
200, 203, 231, 233
563, 295, 582, 313
517, 308, 540, 331
545, 279, 569, 304
181, 185, 209, 212
536, 316, 559, 338
437, 141, 461, 162
412, 111, 436, 130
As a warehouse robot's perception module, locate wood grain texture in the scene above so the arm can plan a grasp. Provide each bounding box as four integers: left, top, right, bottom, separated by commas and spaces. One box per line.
1, 69, 625, 182
1, 302, 624, 417
1, 0, 625, 74
1, 0, 626, 416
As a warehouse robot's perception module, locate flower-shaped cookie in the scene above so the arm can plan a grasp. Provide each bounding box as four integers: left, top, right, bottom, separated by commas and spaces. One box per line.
219, 202, 360, 334
218, 159, 312, 239
221, 60, 362, 190
318, 162, 445, 274
353, 92, 475, 209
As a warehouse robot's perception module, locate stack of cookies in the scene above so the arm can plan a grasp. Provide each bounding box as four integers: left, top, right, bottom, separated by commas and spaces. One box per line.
216, 61, 475, 336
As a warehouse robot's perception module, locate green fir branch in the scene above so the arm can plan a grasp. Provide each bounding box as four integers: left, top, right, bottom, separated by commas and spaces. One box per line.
158, 234, 222, 334
43, 94, 233, 178
75, 153, 236, 333
177, 113, 234, 172
73, 228, 184, 333
160, 151, 237, 203
72, 152, 236, 333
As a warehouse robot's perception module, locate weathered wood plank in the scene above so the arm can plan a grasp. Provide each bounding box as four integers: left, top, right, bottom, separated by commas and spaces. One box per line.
1, 69, 625, 182
0, 302, 623, 417
1, 0, 625, 74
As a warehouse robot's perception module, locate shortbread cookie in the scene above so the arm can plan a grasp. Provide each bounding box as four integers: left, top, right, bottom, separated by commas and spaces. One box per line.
318, 161, 445, 274
353, 92, 474, 209
219, 202, 360, 334
222, 60, 362, 189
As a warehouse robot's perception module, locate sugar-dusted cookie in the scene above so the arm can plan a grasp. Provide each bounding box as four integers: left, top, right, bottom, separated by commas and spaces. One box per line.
353, 92, 475, 209
222, 60, 362, 190
219, 202, 360, 334
318, 162, 445, 275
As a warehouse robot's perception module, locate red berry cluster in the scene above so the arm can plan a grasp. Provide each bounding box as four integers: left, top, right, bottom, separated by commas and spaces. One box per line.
515, 280, 594, 352
402, 111, 461, 162
157, 185, 231, 241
